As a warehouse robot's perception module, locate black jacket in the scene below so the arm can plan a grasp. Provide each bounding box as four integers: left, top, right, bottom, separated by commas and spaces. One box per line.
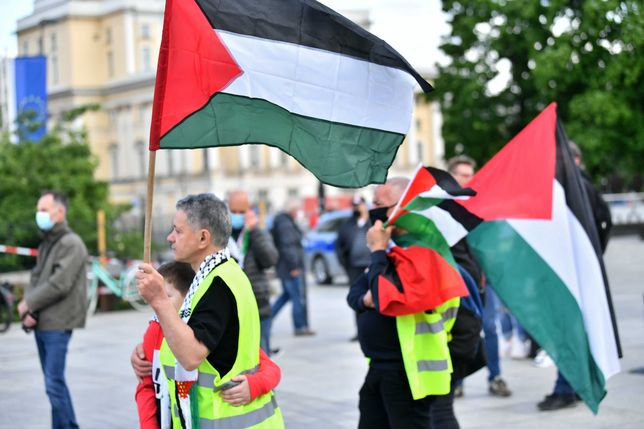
240, 228, 278, 319
581, 170, 612, 252
271, 213, 304, 278
336, 216, 372, 271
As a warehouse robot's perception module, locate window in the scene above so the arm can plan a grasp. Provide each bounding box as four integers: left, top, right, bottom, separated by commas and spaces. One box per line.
22, 41, 28, 55
37, 36, 43, 55
141, 23, 150, 40
107, 51, 114, 77
109, 144, 119, 179
249, 145, 260, 169
167, 150, 174, 175
135, 140, 146, 177
106, 28, 112, 44
280, 151, 289, 168
51, 55, 59, 84
50, 33, 57, 51
141, 47, 151, 72
416, 140, 424, 163
317, 217, 349, 233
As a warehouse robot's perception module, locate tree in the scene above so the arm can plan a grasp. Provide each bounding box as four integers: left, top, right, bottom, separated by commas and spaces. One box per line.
432, 0, 643, 189
0, 107, 148, 272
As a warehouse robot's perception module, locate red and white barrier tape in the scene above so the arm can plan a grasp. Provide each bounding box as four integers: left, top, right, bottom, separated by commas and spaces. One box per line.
0, 245, 39, 257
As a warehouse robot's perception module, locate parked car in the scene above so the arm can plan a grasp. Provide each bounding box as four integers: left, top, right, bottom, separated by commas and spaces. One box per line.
303, 209, 352, 284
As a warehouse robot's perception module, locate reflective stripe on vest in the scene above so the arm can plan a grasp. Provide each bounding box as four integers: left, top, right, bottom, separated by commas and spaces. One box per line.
415, 320, 445, 334
163, 365, 259, 391
199, 396, 279, 429
417, 359, 449, 372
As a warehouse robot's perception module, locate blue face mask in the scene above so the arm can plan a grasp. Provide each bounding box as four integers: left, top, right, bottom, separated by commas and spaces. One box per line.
36, 211, 55, 231
231, 213, 245, 230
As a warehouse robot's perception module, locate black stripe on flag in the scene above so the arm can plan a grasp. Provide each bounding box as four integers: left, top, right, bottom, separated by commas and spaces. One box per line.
437, 199, 483, 232
425, 166, 477, 198
554, 117, 622, 357
194, 0, 433, 93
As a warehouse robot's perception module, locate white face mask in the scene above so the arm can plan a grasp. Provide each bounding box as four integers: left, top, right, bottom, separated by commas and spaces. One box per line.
36, 211, 55, 231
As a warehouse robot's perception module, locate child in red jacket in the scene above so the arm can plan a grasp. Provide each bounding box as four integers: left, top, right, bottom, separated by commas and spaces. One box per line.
135, 261, 281, 429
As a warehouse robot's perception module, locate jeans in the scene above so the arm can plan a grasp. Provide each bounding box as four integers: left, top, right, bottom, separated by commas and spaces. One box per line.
482, 287, 500, 381
553, 371, 575, 396
260, 318, 272, 355
34, 330, 79, 429
499, 309, 528, 342
272, 274, 307, 331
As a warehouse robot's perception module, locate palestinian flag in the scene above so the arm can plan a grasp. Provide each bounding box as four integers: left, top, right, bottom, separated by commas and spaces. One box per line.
374, 166, 475, 316
149, 0, 432, 188
387, 164, 478, 268
460, 103, 620, 413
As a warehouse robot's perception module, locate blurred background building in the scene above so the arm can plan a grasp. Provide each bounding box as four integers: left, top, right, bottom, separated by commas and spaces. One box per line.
10, 0, 444, 239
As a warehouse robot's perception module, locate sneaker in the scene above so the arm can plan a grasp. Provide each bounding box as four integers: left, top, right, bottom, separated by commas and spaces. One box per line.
488, 376, 512, 397
537, 394, 577, 411
499, 337, 512, 358
294, 328, 316, 336
453, 384, 464, 398
511, 337, 531, 359
533, 349, 554, 368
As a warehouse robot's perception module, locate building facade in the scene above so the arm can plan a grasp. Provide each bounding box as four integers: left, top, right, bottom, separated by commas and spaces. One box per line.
16, 0, 443, 239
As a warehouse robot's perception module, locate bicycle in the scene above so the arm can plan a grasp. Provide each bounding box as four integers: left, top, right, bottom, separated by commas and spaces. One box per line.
86, 258, 149, 316
0, 281, 15, 333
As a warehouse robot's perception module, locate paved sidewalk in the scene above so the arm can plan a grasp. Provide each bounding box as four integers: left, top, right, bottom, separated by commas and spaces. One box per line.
1, 236, 643, 428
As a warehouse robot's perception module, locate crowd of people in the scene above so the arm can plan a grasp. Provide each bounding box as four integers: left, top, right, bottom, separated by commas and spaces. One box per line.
17, 144, 611, 428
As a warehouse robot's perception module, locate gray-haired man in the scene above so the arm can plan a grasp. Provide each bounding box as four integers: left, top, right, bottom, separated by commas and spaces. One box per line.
135, 193, 283, 427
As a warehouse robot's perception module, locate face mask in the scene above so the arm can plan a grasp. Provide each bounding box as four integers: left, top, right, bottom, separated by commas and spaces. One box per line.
36, 211, 55, 231
368, 206, 392, 225
230, 213, 245, 230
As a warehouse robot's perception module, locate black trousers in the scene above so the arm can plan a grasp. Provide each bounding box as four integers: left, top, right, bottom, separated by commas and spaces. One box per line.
358, 367, 434, 429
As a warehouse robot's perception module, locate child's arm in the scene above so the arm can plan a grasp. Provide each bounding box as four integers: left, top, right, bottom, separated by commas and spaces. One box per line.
135, 322, 162, 429
219, 349, 281, 406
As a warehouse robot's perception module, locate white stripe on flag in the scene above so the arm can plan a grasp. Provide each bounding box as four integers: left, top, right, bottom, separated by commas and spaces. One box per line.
217, 30, 417, 134
509, 181, 619, 380
413, 206, 468, 247
418, 185, 472, 200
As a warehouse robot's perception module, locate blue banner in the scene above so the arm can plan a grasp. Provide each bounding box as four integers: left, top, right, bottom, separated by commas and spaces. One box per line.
14, 56, 47, 141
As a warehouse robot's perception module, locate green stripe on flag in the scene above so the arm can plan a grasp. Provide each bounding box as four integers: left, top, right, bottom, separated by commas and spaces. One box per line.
391, 212, 457, 269
404, 196, 444, 212
467, 220, 606, 413
160, 93, 404, 188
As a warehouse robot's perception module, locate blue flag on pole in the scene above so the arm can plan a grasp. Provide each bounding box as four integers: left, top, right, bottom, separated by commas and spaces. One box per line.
14, 56, 47, 141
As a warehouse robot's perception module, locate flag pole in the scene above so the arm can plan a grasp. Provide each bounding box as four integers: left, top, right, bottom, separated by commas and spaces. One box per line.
143, 150, 157, 263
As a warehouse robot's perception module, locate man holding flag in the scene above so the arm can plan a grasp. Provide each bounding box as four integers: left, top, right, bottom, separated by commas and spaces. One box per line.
347, 178, 468, 429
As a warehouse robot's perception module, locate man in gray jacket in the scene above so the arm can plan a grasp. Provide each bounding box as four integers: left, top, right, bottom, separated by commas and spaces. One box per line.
18, 191, 88, 429
228, 190, 279, 354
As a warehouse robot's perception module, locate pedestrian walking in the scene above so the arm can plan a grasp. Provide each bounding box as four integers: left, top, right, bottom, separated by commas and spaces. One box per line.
271, 200, 314, 336
18, 191, 88, 429
336, 194, 371, 340
228, 190, 279, 354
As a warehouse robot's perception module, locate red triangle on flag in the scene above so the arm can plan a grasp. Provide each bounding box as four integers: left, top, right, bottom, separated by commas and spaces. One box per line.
459, 102, 558, 221
150, 0, 243, 149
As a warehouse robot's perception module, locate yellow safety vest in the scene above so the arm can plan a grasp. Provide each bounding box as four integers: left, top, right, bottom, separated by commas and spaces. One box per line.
396, 297, 460, 399
160, 258, 284, 428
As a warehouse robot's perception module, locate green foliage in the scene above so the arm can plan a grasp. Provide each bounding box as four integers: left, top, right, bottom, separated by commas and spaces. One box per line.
432, 0, 643, 189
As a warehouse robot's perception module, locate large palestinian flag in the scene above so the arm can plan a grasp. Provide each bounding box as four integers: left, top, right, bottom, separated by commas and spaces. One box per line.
149, 0, 432, 188
466, 103, 620, 413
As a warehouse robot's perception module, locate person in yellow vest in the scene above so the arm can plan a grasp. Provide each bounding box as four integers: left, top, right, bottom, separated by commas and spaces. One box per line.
136, 193, 283, 429
347, 178, 464, 429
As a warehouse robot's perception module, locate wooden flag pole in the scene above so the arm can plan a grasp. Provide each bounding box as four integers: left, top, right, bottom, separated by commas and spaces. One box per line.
143, 150, 157, 263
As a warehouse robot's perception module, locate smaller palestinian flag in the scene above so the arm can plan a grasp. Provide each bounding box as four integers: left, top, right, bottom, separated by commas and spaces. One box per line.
150, 0, 432, 188
387, 164, 478, 268
375, 245, 470, 317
